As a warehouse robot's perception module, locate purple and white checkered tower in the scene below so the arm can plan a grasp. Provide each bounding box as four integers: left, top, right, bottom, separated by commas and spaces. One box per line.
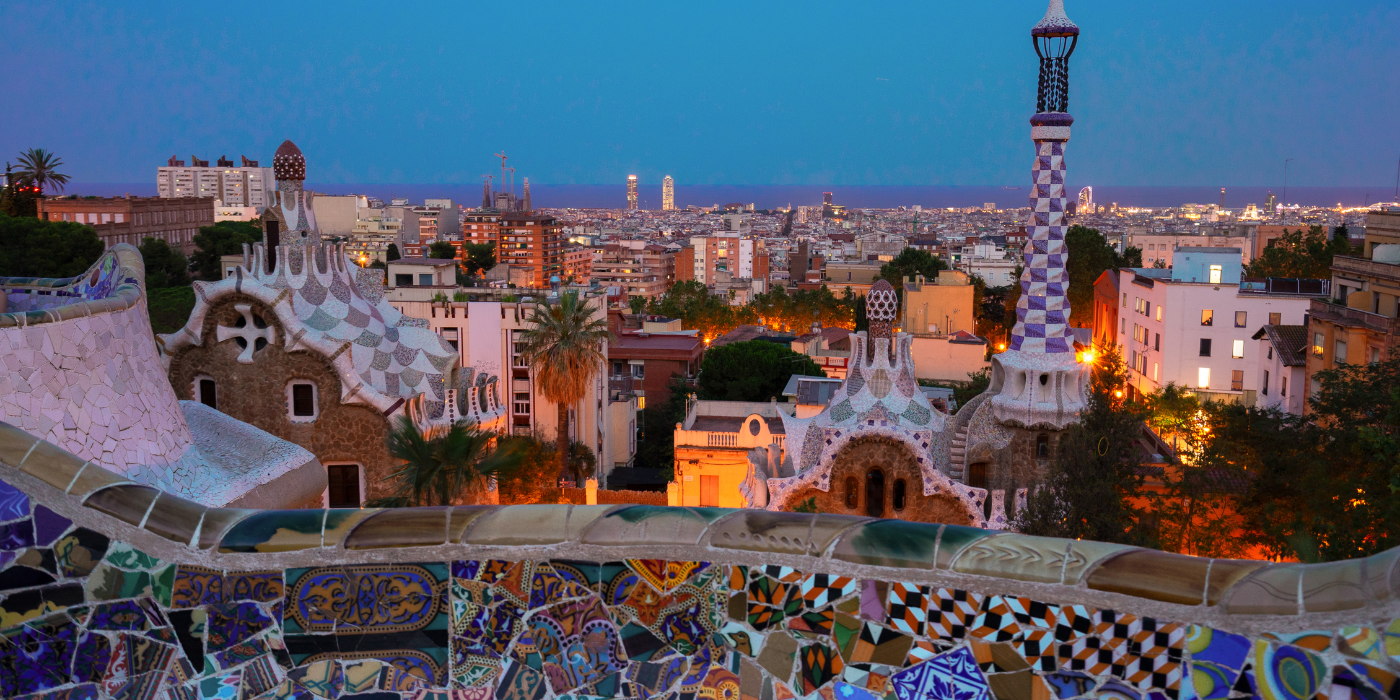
987, 0, 1089, 429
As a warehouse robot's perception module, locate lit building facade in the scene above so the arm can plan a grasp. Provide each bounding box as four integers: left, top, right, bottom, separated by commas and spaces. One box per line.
662, 175, 675, 210
627, 175, 638, 210
157, 155, 274, 210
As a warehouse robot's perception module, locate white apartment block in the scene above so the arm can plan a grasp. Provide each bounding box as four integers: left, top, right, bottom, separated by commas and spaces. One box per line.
1115, 248, 1317, 404
386, 291, 637, 477
157, 156, 274, 209
1129, 231, 1253, 268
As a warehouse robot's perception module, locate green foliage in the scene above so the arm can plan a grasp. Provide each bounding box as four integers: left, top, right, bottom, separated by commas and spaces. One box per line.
138, 237, 189, 289
386, 243, 401, 262
1065, 225, 1135, 328
628, 295, 647, 313
366, 417, 522, 507
519, 291, 613, 481
145, 286, 197, 334
1245, 225, 1353, 279
876, 247, 947, 298
453, 291, 469, 302
793, 497, 820, 513
190, 221, 261, 281
1013, 339, 1152, 545
428, 241, 456, 260
0, 213, 104, 278
1227, 358, 1400, 561
633, 376, 697, 474
14, 148, 70, 196
568, 441, 597, 480
644, 281, 856, 341
697, 340, 824, 402
494, 434, 564, 504
462, 243, 497, 275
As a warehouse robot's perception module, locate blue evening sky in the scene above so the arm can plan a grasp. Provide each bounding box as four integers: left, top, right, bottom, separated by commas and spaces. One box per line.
2, 1, 1397, 188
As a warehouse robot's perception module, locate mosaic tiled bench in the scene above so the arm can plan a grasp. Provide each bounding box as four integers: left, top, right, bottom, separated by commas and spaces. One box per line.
1, 422, 1398, 700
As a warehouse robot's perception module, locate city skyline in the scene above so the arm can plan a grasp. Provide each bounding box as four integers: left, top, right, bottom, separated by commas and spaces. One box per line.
2, 1, 1397, 189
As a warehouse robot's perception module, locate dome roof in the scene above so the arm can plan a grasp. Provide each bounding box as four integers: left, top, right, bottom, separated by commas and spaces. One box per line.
273, 140, 306, 181
1031, 0, 1079, 37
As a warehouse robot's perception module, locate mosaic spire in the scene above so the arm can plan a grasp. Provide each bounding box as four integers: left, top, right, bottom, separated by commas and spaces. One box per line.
1010, 0, 1079, 356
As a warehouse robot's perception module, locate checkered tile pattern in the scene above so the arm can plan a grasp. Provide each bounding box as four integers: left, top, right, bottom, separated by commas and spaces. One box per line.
886, 582, 929, 636
929, 589, 983, 641
802, 573, 858, 609
1010, 138, 1076, 355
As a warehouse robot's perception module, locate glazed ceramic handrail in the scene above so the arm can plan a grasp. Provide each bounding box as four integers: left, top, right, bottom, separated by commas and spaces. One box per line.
3, 420, 1395, 631
0, 244, 145, 328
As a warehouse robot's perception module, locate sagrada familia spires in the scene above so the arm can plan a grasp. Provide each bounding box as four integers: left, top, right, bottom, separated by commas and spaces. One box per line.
987, 0, 1089, 429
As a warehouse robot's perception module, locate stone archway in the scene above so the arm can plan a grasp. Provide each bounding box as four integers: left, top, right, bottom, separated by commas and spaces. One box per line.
779, 436, 977, 525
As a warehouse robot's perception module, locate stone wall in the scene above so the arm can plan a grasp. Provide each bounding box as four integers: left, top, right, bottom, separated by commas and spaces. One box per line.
784, 436, 976, 525
166, 295, 395, 502
3, 422, 1400, 700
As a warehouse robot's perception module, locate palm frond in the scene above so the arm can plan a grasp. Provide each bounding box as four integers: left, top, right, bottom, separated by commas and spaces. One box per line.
518, 291, 612, 405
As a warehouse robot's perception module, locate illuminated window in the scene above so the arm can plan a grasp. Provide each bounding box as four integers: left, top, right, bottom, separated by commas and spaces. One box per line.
1231, 370, 1244, 391
1156, 306, 1162, 321
1313, 333, 1325, 357
1232, 340, 1244, 358
1209, 265, 1223, 284
1198, 368, 1211, 389
1201, 310, 1213, 326
1235, 311, 1247, 327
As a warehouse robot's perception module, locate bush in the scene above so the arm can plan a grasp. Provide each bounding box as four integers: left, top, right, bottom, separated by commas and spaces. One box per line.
0, 213, 104, 278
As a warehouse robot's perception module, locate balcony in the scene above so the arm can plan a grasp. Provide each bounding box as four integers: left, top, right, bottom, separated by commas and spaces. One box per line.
1239, 278, 1330, 296
1310, 298, 1400, 335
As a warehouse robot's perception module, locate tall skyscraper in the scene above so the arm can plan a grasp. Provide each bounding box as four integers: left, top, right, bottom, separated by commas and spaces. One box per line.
1076, 186, 1093, 213
822, 192, 834, 205
627, 175, 638, 210
523, 178, 532, 211
662, 176, 675, 211
988, 0, 1089, 430
1265, 192, 1278, 213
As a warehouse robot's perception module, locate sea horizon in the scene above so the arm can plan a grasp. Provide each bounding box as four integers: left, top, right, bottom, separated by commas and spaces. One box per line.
58, 183, 1399, 211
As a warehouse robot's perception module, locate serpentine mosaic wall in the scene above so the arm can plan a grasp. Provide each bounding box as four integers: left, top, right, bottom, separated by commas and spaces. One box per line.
3, 423, 1400, 700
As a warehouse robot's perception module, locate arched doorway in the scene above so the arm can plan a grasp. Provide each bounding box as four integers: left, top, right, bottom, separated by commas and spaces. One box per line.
865, 468, 885, 518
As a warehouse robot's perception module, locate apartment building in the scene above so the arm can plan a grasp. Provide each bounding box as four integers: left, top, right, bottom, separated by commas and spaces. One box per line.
591, 244, 675, 299
1305, 209, 1400, 406
689, 232, 740, 284
312, 195, 368, 238
1111, 248, 1322, 404
1128, 228, 1254, 267
36, 195, 214, 254
412, 199, 461, 242
562, 246, 593, 285
386, 291, 637, 477
1253, 324, 1308, 415
499, 212, 564, 288
157, 155, 274, 209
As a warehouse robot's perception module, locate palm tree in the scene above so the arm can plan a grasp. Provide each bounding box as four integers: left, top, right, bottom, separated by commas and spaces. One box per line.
519, 291, 612, 483
365, 416, 521, 507
15, 148, 70, 197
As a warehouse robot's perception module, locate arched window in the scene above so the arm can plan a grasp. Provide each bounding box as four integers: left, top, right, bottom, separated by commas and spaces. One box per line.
844, 477, 859, 509
865, 469, 885, 518
1036, 434, 1050, 458
892, 479, 906, 511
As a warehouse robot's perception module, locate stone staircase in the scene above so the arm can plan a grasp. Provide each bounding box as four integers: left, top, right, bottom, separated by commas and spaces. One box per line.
949, 422, 970, 482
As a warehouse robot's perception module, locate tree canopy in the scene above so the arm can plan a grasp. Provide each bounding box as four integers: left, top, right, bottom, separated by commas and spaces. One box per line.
138, 237, 189, 288
190, 221, 261, 280
0, 213, 104, 278
643, 281, 856, 342
462, 242, 496, 275
427, 241, 456, 260
1065, 225, 1140, 328
876, 247, 947, 298
697, 340, 824, 402
1245, 225, 1352, 279
1014, 339, 1152, 545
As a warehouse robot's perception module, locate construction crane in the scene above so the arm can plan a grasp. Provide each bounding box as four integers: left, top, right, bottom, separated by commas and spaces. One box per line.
494, 152, 508, 195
